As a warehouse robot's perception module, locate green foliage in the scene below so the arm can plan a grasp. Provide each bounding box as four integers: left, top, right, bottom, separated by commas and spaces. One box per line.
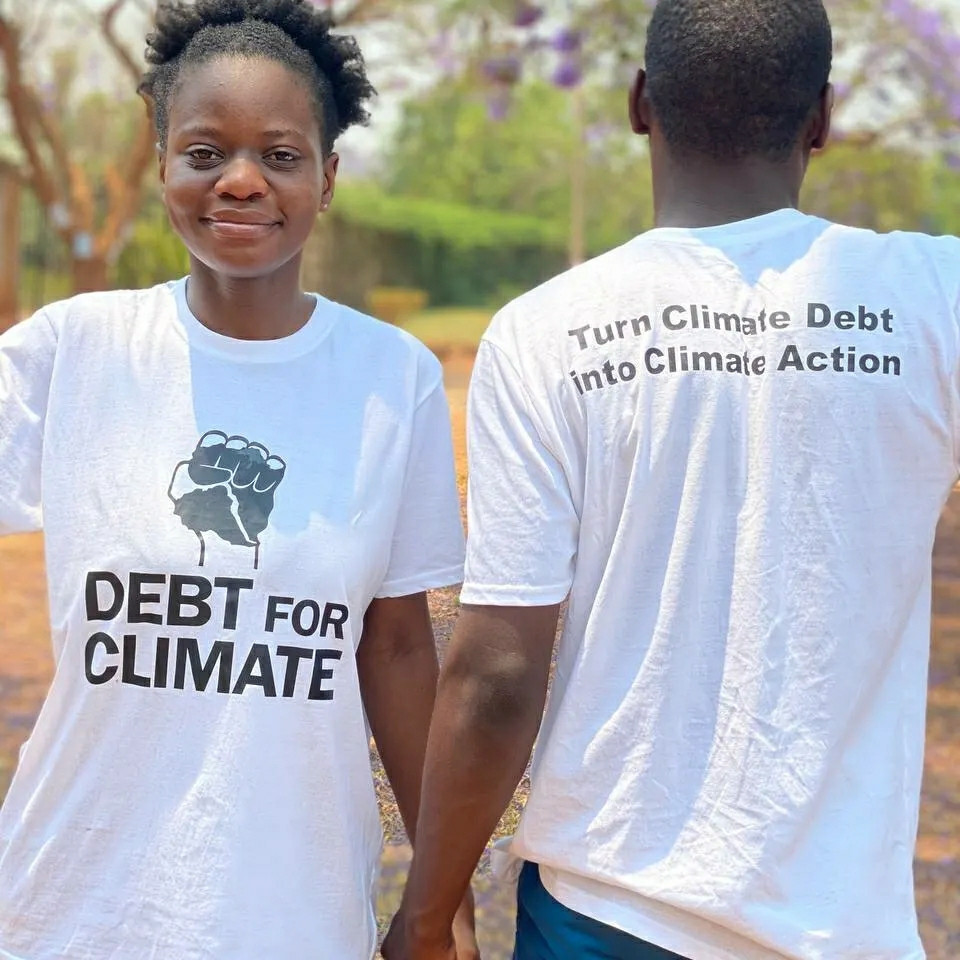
802, 143, 960, 235
325, 181, 568, 307
334, 181, 565, 248
386, 79, 654, 257
112, 204, 190, 290
19, 265, 72, 314
389, 81, 579, 220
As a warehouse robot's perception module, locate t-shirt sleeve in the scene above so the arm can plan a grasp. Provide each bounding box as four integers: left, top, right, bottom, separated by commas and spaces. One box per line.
375, 371, 465, 598
461, 340, 579, 606
0, 310, 57, 536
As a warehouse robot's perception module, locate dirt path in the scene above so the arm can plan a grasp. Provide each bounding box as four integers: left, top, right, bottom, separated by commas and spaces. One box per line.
1, 355, 957, 957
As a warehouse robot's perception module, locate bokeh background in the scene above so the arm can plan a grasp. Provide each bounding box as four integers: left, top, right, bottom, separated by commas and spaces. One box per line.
0, 0, 958, 956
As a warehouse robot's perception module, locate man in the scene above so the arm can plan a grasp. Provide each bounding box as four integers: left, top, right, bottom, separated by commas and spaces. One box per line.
383, 0, 958, 957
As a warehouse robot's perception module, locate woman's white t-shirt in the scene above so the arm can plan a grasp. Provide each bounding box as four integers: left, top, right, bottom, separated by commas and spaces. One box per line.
0, 279, 465, 960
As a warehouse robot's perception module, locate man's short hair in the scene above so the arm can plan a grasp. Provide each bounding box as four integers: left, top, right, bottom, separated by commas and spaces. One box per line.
644, 0, 833, 162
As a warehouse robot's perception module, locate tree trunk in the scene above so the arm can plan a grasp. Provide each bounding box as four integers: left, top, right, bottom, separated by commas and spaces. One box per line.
71, 255, 110, 293
0, 165, 20, 332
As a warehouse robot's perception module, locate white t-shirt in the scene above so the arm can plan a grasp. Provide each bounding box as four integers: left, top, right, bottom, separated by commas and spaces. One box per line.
463, 210, 960, 960
0, 279, 464, 960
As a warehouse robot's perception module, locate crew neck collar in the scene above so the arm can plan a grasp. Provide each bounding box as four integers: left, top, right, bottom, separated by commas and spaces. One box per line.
169, 277, 337, 362
641, 208, 813, 244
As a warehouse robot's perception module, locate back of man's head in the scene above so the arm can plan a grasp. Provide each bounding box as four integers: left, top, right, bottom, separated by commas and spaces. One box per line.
644, 0, 833, 162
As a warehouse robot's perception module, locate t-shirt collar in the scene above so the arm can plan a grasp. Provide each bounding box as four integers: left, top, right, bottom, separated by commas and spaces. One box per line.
169, 277, 338, 362
640, 208, 813, 245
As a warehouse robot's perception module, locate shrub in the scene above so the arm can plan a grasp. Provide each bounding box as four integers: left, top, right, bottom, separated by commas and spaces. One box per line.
365, 287, 429, 324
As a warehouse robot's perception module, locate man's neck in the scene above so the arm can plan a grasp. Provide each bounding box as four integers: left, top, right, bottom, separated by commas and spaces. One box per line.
652, 152, 803, 229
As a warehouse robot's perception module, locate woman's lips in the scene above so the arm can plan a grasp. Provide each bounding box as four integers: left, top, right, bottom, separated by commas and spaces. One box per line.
201, 217, 281, 239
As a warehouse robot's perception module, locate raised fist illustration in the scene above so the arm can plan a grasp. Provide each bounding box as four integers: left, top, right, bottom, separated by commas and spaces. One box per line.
168, 431, 286, 569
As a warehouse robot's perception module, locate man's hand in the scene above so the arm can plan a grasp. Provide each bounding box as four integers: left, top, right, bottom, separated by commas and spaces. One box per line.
392, 604, 559, 955
381, 891, 479, 960
380, 913, 454, 960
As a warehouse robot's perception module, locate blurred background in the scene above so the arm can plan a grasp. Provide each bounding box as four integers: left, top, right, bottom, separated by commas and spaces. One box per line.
1, 0, 960, 328
0, 0, 958, 957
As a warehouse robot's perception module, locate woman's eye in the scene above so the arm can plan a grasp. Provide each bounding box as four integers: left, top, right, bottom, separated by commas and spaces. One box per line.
186, 148, 220, 165
268, 150, 298, 164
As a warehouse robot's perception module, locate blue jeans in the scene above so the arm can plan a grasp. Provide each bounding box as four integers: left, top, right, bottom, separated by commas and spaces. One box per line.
513, 862, 690, 960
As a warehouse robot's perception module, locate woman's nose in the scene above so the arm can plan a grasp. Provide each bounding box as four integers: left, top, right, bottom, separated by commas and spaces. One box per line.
215, 156, 268, 200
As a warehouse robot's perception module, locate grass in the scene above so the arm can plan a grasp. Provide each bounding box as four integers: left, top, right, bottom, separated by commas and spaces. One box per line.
399, 307, 491, 352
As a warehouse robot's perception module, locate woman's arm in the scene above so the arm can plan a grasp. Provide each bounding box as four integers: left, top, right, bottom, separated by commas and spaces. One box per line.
357, 592, 479, 960
357, 592, 438, 842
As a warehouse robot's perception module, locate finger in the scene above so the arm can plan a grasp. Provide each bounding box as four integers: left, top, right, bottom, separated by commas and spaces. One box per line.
218, 435, 249, 476
188, 431, 233, 485
254, 455, 286, 494
193, 430, 229, 463
232, 442, 269, 488
189, 462, 234, 486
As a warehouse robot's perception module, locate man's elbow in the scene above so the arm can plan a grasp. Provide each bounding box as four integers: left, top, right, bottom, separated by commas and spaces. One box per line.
440, 648, 545, 732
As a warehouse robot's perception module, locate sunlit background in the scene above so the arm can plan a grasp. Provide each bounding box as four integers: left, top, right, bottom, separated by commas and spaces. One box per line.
0, 1, 958, 957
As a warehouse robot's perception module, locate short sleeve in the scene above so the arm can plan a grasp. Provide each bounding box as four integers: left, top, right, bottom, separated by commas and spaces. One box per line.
0, 310, 57, 535
461, 340, 579, 606
375, 376, 465, 598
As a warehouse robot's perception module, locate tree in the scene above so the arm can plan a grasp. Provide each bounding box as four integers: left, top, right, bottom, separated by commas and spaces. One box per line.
0, 0, 157, 292
386, 79, 652, 259
413, 0, 960, 264
0, 0, 430, 296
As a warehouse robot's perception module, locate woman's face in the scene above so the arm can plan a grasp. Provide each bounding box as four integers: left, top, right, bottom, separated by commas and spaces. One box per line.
160, 55, 337, 280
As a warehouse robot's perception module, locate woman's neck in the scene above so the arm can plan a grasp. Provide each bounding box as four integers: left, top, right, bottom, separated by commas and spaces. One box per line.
185, 257, 315, 341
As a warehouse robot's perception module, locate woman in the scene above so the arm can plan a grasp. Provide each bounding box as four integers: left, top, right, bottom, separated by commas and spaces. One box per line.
0, 1, 473, 957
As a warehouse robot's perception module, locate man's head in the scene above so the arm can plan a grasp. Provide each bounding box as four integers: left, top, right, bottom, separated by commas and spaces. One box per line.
632, 0, 833, 163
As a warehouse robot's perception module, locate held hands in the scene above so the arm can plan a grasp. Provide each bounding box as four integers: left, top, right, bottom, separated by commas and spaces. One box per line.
381, 889, 480, 960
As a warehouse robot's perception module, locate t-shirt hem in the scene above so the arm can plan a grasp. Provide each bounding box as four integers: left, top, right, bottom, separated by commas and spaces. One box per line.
459, 582, 570, 606
538, 868, 778, 960
374, 565, 464, 599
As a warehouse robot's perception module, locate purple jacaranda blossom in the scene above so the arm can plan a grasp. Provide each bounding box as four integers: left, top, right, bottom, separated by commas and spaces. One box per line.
486, 88, 512, 120
948, 93, 960, 124
914, 10, 944, 41
552, 27, 584, 53
482, 55, 523, 85
584, 122, 616, 146
885, 0, 915, 20
512, 2, 544, 28
552, 58, 583, 89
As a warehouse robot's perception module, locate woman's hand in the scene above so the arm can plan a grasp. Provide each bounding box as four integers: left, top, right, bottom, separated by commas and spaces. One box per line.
451, 887, 480, 960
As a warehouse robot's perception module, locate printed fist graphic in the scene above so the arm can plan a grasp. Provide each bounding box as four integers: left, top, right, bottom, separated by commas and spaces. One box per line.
168, 431, 286, 569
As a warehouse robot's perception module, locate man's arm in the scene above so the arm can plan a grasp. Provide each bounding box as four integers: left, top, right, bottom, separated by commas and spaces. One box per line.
383, 602, 560, 958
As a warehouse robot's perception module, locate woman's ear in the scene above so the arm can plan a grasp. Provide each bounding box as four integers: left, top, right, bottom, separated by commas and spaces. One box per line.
320, 153, 340, 211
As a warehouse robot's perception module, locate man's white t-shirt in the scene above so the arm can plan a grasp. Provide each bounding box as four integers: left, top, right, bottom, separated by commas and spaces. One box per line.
0, 279, 464, 960
462, 210, 960, 960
